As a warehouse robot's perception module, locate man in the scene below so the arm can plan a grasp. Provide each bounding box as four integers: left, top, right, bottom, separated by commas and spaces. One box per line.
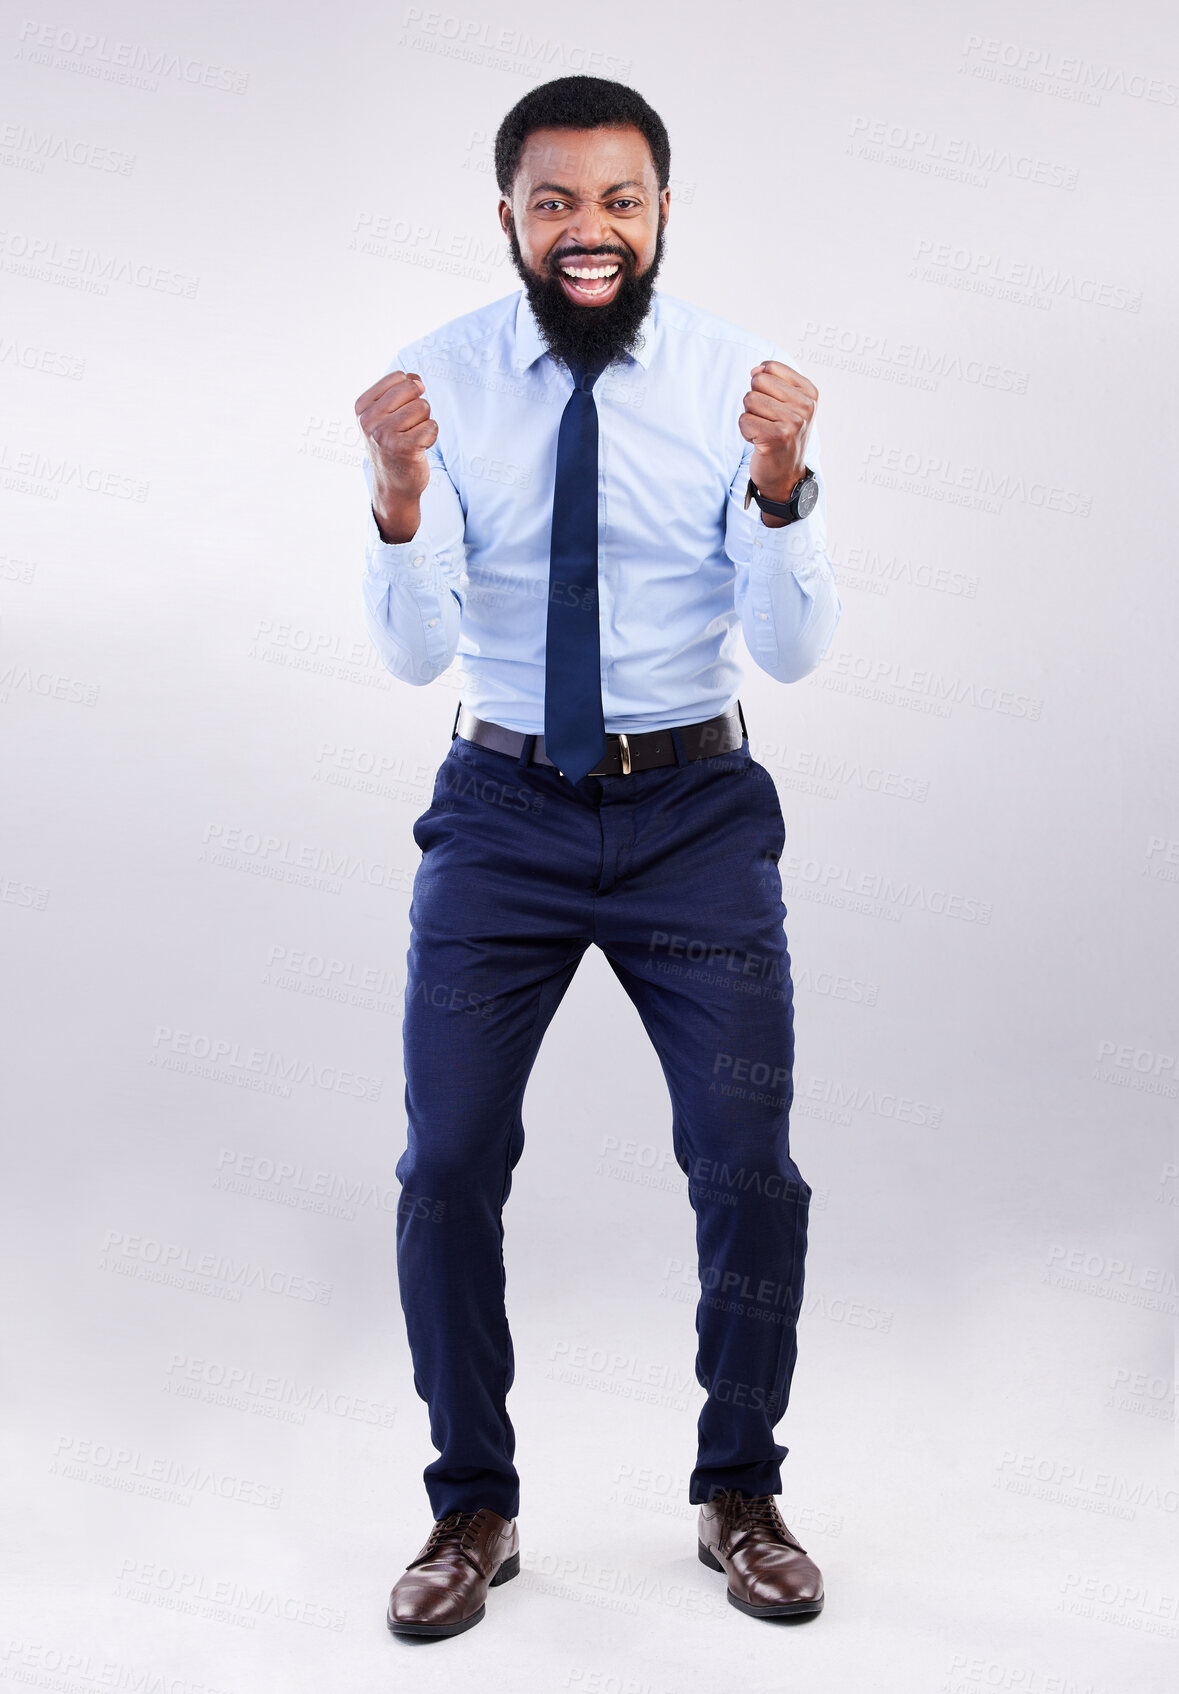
355, 75, 842, 1637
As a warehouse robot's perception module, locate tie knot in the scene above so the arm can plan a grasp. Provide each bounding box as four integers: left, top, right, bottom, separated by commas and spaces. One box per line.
569, 358, 605, 393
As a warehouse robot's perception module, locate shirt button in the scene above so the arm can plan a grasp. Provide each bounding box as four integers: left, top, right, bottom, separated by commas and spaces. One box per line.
411, 554, 425, 566
758, 612, 769, 620
427, 618, 439, 628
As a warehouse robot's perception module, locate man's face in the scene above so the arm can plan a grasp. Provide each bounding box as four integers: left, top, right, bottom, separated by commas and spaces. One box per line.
498, 124, 670, 373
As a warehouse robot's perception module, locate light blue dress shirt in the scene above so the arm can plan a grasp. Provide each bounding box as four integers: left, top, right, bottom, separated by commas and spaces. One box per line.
361, 288, 842, 734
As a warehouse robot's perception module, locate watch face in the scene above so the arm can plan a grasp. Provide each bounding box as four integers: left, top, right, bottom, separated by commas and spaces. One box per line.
797, 477, 819, 519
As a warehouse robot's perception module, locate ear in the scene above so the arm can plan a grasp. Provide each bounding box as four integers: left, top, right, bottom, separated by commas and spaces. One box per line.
497, 198, 513, 235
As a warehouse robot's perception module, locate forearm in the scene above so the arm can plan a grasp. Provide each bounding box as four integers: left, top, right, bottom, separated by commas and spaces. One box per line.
371, 476, 423, 546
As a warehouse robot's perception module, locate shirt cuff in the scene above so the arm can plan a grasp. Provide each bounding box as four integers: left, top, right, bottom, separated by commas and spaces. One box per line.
366, 533, 434, 584
362, 500, 427, 574
735, 485, 825, 570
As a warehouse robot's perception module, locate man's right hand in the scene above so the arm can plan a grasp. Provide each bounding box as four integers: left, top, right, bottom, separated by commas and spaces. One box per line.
354, 369, 438, 544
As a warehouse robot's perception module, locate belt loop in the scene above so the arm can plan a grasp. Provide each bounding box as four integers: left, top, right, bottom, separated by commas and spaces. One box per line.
517, 733, 536, 769
451, 701, 462, 741
669, 725, 690, 768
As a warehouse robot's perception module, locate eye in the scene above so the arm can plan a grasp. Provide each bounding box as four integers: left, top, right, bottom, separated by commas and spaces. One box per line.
535, 200, 566, 211
611, 199, 640, 210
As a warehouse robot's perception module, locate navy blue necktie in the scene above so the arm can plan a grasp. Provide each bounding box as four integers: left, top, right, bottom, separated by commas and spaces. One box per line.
544, 358, 607, 783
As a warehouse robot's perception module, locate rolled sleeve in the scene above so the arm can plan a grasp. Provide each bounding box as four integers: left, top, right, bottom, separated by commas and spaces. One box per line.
725, 414, 843, 684
361, 443, 468, 687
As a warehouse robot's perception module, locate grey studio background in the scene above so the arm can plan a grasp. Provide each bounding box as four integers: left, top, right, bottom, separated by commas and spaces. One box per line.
1, 0, 1176, 1688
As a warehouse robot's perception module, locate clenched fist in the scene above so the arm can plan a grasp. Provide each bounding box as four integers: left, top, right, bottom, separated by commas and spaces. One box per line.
739, 360, 818, 525
354, 368, 438, 544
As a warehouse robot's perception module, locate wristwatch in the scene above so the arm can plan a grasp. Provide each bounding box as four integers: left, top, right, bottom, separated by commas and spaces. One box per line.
744, 465, 818, 524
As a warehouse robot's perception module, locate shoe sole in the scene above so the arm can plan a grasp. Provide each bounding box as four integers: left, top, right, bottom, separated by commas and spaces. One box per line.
387, 1549, 521, 1637
697, 1539, 824, 1618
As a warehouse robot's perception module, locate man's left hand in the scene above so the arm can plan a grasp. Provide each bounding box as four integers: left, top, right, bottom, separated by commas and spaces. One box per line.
740, 361, 818, 524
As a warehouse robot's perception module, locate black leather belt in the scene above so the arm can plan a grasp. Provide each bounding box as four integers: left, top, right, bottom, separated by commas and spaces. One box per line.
452, 701, 747, 778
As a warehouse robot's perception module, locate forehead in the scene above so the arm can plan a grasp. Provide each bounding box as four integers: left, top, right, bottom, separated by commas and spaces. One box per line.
514, 124, 657, 191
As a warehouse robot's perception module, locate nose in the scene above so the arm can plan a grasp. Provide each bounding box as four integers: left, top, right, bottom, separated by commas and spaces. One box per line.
564, 201, 612, 248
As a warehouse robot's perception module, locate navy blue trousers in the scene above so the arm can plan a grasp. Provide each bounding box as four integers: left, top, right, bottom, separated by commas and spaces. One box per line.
396, 725, 811, 1520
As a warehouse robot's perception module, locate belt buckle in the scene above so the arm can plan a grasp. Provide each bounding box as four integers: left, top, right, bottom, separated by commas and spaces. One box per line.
616, 731, 632, 776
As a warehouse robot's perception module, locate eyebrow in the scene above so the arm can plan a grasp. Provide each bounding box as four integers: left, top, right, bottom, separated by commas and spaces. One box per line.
531, 179, 645, 197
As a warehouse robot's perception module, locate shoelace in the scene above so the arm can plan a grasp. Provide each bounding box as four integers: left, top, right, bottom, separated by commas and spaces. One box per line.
411, 1509, 485, 1574
716, 1490, 794, 1555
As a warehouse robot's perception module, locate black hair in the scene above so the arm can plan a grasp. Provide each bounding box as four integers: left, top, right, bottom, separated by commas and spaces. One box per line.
494, 75, 671, 197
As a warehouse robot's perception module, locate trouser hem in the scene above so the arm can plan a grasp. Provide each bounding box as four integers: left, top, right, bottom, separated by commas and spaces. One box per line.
689, 1465, 785, 1505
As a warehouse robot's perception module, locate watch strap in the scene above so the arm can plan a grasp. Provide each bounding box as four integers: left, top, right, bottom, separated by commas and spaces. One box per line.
744, 466, 815, 521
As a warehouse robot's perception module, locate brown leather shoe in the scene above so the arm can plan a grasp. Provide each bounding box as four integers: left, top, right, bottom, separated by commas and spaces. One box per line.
387, 1507, 520, 1637
697, 1490, 824, 1619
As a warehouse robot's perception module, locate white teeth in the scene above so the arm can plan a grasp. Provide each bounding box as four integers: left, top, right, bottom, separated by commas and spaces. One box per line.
559, 264, 620, 281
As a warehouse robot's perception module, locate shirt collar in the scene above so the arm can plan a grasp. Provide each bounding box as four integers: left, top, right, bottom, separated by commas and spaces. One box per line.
511, 287, 657, 374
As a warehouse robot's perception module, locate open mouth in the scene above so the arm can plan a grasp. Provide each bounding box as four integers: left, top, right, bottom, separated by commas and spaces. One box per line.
554, 258, 624, 304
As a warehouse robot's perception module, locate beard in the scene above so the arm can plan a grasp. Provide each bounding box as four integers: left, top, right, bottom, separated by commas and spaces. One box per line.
505, 211, 666, 376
